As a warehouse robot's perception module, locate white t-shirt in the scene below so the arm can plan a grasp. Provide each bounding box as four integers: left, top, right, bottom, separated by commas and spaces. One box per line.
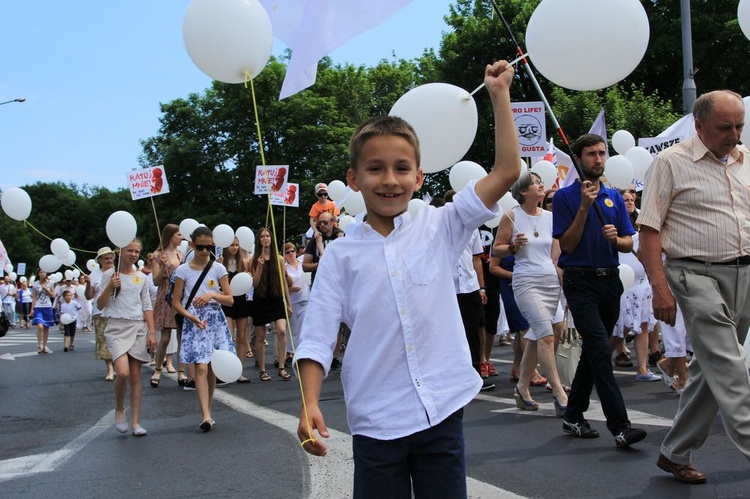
32, 281, 54, 308
1, 283, 16, 304
89, 268, 104, 315
173, 262, 228, 307
60, 300, 81, 321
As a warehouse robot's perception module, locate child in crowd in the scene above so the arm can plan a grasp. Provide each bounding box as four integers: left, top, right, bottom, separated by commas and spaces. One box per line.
60, 290, 81, 352
295, 60, 521, 497
172, 226, 235, 432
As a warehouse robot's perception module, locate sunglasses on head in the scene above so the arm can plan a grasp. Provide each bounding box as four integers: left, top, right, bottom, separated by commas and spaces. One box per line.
194, 244, 216, 252
317, 192, 328, 198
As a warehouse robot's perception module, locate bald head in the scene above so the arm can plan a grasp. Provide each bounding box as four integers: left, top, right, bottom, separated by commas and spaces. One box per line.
693, 90, 745, 158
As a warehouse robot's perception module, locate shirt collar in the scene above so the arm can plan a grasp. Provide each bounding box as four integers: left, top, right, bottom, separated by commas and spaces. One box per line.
691, 135, 743, 165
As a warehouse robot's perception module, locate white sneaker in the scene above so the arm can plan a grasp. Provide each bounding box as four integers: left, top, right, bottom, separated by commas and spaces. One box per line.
43, 346, 53, 354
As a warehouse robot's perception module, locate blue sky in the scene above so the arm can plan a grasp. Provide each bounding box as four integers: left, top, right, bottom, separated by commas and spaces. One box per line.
1, 0, 454, 192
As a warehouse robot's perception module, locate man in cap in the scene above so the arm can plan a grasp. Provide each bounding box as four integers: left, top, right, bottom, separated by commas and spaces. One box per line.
86, 247, 117, 381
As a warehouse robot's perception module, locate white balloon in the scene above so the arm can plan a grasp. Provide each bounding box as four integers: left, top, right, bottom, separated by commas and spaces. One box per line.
342, 190, 366, 216
29, 276, 35, 285
20, 276, 27, 283
337, 214, 354, 232
530, 160, 558, 189
60, 313, 75, 325
612, 130, 636, 154
619, 263, 635, 291
179, 218, 200, 239
3, 263, 12, 273
50, 238, 70, 259
624, 146, 653, 182
210, 349, 243, 383
86, 259, 98, 272
235, 226, 255, 251
64, 269, 74, 280
407, 198, 428, 218
499, 192, 519, 212
9, 272, 17, 281
485, 215, 502, 229
302, 271, 312, 286
39, 254, 63, 273
183, 0, 273, 83
49, 272, 61, 283
106, 211, 138, 248
137, 260, 145, 269
230, 272, 253, 296
741, 97, 750, 148
739, 0, 750, 41
72, 269, 81, 279
390, 83, 478, 173
213, 224, 235, 248
605, 155, 635, 189
76, 285, 87, 298
177, 239, 190, 256
61, 250, 76, 267
526, 0, 649, 91
327, 180, 347, 202
1, 187, 32, 221
449, 161, 487, 192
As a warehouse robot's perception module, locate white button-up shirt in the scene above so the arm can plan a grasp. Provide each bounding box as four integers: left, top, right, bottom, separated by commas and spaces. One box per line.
452, 230, 483, 294
296, 181, 497, 439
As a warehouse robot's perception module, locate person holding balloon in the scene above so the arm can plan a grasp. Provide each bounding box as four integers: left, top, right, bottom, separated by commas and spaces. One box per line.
96, 238, 157, 436
219, 237, 252, 383
87, 247, 117, 381
30, 269, 56, 354
172, 226, 236, 432
60, 290, 81, 352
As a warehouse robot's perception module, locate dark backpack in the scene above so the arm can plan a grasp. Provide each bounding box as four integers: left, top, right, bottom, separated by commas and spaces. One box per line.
0, 311, 9, 338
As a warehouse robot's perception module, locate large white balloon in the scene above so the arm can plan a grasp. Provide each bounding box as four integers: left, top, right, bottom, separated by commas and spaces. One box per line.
611, 130, 636, 154
741, 97, 750, 147
390, 83, 478, 173
72, 269, 81, 279
449, 161, 487, 192
337, 214, 354, 232
739, 0, 750, 41
106, 211, 138, 248
407, 198, 428, 218
342, 190, 366, 216
183, 0, 273, 83
499, 192, 519, 212
485, 215, 502, 229
624, 146, 653, 182
526, 0, 649, 91
76, 285, 87, 298
530, 160, 558, 189
39, 254, 63, 273
327, 180, 347, 202
4, 263, 13, 273
179, 218, 200, 239
86, 259, 98, 272
235, 226, 255, 251
1, 187, 32, 221
211, 349, 243, 383
619, 264, 635, 291
230, 272, 253, 296
212, 224, 235, 248
61, 250, 76, 267
50, 238, 70, 259
605, 155, 635, 189
60, 313, 75, 325
64, 269, 74, 280
9, 271, 17, 281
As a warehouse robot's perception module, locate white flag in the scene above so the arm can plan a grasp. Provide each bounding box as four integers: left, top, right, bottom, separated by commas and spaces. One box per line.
562, 108, 607, 188
260, 0, 416, 99
657, 113, 695, 139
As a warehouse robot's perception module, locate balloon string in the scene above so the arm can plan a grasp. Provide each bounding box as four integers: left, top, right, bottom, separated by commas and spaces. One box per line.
23, 220, 98, 254
246, 71, 317, 447
466, 53, 528, 98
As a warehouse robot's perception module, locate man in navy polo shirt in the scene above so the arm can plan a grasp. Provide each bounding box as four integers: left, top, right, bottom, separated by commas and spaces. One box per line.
552, 133, 647, 448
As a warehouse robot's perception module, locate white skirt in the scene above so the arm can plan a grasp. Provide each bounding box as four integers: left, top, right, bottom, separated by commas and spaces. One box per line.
104, 318, 150, 363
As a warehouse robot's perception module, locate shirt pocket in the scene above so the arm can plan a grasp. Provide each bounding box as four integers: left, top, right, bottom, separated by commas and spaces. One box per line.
404, 240, 439, 285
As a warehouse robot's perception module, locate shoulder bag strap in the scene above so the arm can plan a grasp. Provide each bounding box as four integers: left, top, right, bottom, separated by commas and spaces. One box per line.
184, 261, 213, 310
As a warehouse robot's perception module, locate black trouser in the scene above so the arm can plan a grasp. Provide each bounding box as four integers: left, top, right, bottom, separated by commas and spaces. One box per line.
562, 271, 630, 435
457, 291, 482, 373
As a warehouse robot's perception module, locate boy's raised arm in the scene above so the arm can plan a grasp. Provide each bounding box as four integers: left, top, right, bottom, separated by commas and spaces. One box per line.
475, 60, 521, 208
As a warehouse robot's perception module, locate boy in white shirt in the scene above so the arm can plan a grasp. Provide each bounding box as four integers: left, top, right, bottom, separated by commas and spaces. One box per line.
295, 60, 520, 498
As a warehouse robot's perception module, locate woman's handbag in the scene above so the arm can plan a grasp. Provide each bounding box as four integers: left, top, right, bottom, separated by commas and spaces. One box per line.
555, 307, 582, 388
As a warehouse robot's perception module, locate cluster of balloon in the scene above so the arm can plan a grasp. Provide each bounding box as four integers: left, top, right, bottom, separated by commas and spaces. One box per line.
1, 187, 32, 221
390, 83, 478, 174
607, 130, 654, 188
449, 161, 487, 192
182, 0, 273, 84
526, 0, 649, 91
211, 349, 243, 383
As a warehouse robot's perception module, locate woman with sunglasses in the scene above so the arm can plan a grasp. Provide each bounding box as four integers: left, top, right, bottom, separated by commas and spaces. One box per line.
251, 227, 293, 382
172, 226, 235, 431
494, 172, 568, 415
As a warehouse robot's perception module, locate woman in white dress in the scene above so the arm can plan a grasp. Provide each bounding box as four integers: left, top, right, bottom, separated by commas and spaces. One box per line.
97, 239, 157, 436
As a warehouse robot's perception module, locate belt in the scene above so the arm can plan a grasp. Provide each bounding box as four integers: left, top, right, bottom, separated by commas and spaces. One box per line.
679, 256, 750, 266
564, 267, 619, 277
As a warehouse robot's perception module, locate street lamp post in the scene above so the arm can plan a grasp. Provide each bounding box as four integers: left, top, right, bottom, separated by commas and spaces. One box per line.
0, 98, 26, 106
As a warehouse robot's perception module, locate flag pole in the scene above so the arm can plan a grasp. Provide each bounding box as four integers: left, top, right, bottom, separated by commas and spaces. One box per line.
488, 0, 605, 226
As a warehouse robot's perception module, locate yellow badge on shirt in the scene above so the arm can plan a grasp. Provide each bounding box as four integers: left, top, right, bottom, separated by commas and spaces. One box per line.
133, 276, 141, 284
604, 198, 614, 208
208, 279, 215, 287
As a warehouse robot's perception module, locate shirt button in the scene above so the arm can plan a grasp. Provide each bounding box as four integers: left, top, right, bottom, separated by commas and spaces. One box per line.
400, 309, 407, 315
407, 345, 413, 352
391, 271, 397, 277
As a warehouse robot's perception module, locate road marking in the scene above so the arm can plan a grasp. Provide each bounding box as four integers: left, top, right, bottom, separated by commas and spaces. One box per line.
0, 411, 112, 483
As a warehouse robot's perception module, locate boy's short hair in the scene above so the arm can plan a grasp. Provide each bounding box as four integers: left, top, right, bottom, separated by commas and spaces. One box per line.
571, 133, 606, 159
63, 290, 72, 297
349, 115, 421, 169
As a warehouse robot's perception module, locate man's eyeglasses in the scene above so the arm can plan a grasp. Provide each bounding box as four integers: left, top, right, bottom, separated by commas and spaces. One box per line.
317, 192, 328, 198
195, 244, 216, 252
318, 220, 330, 225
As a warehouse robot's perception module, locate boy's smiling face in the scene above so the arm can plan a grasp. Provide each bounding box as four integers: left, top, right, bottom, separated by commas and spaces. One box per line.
347, 134, 423, 236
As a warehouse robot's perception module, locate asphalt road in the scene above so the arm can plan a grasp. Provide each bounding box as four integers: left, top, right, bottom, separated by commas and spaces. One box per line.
1, 327, 749, 498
